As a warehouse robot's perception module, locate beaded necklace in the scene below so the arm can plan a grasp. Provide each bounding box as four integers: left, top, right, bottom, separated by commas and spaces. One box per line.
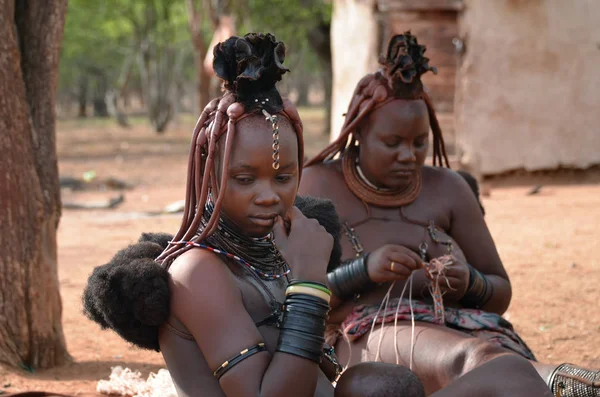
173, 197, 290, 280
169, 240, 290, 280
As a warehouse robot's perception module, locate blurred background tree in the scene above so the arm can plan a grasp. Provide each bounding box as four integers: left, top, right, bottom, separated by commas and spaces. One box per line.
58, 0, 333, 134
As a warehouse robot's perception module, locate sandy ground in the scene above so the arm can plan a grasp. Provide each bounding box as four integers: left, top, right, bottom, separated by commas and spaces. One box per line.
1, 110, 599, 395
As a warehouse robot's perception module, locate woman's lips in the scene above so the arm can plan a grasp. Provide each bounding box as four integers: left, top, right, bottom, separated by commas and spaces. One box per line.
390, 169, 416, 178
248, 213, 278, 227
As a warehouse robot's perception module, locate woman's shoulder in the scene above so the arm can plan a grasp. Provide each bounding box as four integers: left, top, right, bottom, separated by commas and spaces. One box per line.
422, 166, 484, 219
168, 248, 241, 313
300, 159, 345, 197
170, 248, 235, 285
422, 166, 474, 197
303, 159, 343, 178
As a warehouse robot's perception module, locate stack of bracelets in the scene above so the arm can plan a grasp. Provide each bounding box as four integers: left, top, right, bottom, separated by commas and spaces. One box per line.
327, 254, 375, 300
213, 280, 331, 381
277, 280, 331, 363
459, 263, 494, 309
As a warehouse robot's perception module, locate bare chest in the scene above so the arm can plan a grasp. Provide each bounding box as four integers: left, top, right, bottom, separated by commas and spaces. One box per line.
336, 194, 457, 262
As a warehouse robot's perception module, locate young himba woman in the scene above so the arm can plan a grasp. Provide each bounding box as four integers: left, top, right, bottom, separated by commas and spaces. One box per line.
300, 32, 599, 397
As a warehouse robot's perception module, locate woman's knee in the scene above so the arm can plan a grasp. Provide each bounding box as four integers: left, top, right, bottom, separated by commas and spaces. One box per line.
449, 337, 511, 378
433, 355, 552, 397
335, 362, 425, 397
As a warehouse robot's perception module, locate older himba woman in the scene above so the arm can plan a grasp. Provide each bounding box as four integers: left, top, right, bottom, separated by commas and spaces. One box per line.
300, 32, 599, 397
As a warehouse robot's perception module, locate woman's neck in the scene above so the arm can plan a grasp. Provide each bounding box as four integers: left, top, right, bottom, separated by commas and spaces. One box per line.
342, 148, 422, 208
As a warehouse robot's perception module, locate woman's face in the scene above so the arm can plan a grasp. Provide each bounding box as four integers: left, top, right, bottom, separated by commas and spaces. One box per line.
356, 99, 429, 190
217, 114, 299, 237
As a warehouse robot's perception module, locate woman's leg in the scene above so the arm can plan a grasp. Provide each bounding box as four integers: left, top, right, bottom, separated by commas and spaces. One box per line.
336, 321, 533, 394
531, 362, 557, 384
431, 355, 553, 397
336, 321, 599, 395
334, 357, 552, 397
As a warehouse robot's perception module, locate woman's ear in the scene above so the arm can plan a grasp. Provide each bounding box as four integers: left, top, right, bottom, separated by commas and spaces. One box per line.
354, 126, 363, 144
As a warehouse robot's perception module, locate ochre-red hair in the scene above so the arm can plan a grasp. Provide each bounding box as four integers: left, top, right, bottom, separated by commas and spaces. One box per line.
157, 33, 303, 267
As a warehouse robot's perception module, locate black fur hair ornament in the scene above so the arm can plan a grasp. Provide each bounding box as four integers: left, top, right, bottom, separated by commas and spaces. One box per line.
83, 196, 341, 351
213, 32, 289, 113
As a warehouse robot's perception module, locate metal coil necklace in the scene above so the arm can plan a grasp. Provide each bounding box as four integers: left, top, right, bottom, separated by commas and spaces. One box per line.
342, 145, 422, 208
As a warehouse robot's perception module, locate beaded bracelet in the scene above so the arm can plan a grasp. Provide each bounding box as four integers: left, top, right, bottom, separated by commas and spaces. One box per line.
213, 342, 266, 380
289, 281, 332, 296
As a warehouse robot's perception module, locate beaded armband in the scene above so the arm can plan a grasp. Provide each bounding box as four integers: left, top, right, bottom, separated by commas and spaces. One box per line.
213, 343, 267, 380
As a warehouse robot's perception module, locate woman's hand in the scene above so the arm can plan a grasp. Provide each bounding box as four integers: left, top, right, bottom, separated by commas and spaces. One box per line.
366, 244, 423, 283
435, 255, 470, 301
273, 207, 333, 284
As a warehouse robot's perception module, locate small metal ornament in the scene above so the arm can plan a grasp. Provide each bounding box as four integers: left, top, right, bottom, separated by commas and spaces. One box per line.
262, 108, 280, 170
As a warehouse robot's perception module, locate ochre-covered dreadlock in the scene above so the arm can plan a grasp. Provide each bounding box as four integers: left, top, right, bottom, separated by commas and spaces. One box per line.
156, 33, 304, 267
306, 31, 449, 169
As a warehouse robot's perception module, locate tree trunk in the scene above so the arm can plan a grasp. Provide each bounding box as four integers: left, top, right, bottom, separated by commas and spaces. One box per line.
295, 74, 311, 107
106, 51, 136, 128
321, 62, 333, 136
194, 47, 212, 112
330, 0, 379, 139
308, 22, 333, 135
138, 41, 175, 134
92, 71, 109, 118
77, 74, 88, 118
186, 0, 212, 113
106, 89, 130, 128
0, 0, 70, 369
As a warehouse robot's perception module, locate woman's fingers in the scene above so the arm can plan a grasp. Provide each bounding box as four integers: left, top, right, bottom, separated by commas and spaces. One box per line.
388, 252, 420, 272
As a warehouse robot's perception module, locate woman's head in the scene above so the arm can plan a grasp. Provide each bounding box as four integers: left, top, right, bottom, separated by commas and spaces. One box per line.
156, 33, 303, 265
355, 99, 429, 190
218, 114, 299, 237
307, 32, 448, 170
305, 31, 448, 207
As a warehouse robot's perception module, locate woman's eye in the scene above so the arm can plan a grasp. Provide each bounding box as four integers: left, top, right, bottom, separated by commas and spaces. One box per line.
234, 176, 254, 184
415, 137, 428, 148
276, 175, 292, 183
384, 141, 398, 148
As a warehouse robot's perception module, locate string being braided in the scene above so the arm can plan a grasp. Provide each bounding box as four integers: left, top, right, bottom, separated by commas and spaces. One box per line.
362, 255, 455, 370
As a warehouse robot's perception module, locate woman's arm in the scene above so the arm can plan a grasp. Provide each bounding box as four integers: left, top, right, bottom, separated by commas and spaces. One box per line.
445, 170, 512, 314
168, 249, 323, 397
299, 165, 350, 310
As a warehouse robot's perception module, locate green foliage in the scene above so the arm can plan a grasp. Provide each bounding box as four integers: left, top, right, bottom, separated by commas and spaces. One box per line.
59, 0, 191, 93
237, 0, 331, 43
60, 0, 128, 88
59, 0, 332, 106
235, 0, 332, 75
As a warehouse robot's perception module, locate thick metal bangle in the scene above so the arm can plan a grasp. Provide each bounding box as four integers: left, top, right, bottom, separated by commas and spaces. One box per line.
326, 254, 374, 299
459, 264, 494, 309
